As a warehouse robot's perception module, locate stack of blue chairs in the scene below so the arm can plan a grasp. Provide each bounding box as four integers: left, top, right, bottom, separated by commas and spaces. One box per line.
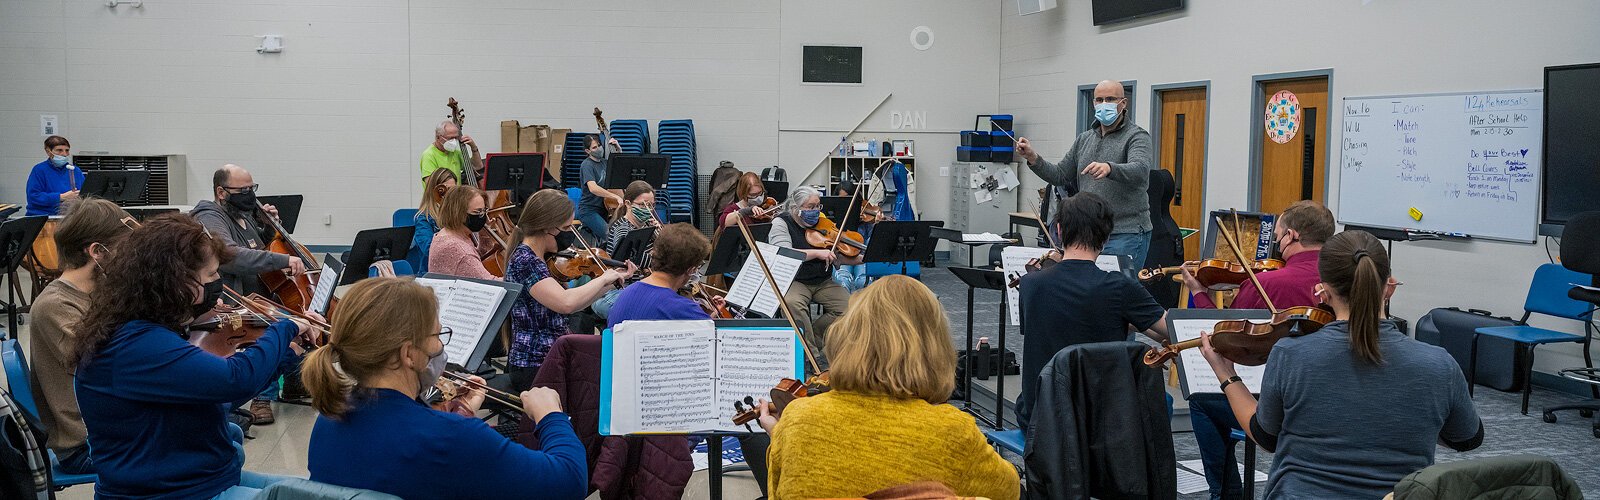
608, 120, 650, 155
561, 132, 593, 189
656, 119, 698, 225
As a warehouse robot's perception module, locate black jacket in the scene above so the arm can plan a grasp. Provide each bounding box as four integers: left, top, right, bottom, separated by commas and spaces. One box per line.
1023, 341, 1175, 500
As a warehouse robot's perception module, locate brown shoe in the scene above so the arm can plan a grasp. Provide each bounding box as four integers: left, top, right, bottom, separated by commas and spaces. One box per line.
250, 400, 275, 425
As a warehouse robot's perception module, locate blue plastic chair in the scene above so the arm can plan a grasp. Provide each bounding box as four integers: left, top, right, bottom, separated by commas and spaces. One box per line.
983, 428, 1025, 456
391, 208, 418, 228
366, 259, 415, 278
1472, 263, 1597, 414
2, 339, 99, 489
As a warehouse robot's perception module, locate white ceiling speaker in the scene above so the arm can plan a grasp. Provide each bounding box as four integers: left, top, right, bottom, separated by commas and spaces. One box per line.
910, 26, 934, 51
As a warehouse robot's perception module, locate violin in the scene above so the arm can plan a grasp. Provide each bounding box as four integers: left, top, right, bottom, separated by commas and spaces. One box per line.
749, 197, 779, 222
681, 281, 732, 319
859, 200, 893, 223
188, 307, 274, 357
430, 371, 529, 417
1142, 304, 1334, 367
804, 214, 868, 258
730, 375, 832, 427
222, 285, 328, 351
1138, 258, 1286, 289
545, 249, 626, 282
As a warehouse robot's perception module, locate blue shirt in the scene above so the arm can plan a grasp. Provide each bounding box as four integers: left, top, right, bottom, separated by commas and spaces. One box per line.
75, 319, 298, 499
605, 281, 708, 330
578, 157, 606, 211
506, 244, 567, 369
25, 159, 85, 216
309, 388, 587, 500
410, 212, 439, 274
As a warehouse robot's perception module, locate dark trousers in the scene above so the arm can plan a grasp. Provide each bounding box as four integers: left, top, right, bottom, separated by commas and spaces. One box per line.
55, 444, 94, 475
1189, 393, 1242, 500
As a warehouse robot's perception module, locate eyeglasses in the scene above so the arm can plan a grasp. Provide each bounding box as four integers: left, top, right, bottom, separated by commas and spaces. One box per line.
223, 184, 259, 194
119, 216, 140, 230
436, 327, 453, 345
1092, 96, 1124, 104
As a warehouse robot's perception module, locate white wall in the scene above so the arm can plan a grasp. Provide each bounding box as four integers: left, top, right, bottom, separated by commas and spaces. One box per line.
999, 0, 1600, 372
0, 0, 997, 249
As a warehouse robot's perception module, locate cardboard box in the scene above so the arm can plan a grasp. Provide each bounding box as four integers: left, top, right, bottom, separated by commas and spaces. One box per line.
500, 120, 521, 153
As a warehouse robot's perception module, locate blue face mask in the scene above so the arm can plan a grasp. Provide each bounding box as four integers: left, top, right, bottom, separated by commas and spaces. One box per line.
800, 209, 822, 226
1094, 102, 1120, 126
50, 155, 69, 167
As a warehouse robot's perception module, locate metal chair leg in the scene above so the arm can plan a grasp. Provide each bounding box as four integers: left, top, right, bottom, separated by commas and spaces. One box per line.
1468, 334, 1479, 398
1521, 345, 1536, 415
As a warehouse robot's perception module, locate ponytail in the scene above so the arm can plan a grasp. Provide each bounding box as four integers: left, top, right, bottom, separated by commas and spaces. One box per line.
1318, 230, 1392, 365
302, 345, 353, 419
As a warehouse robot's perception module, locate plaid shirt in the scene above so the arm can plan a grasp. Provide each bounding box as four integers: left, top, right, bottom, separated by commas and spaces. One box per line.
1, 387, 49, 497
506, 244, 568, 369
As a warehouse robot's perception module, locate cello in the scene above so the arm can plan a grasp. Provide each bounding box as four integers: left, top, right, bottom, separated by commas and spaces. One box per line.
256, 200, 320, 314
592, 108, 625, 217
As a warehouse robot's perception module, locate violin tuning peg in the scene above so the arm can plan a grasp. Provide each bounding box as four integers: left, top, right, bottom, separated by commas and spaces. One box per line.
732, 402, 746, 412
743, 396, 756, 406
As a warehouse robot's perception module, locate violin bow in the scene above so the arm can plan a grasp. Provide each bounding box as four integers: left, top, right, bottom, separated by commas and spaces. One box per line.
735, 217, 824, 377
1028, 199, 1061, 253
1215, 211, 1279, 313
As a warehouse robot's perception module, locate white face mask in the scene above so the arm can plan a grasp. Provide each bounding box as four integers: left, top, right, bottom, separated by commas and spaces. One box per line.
441, 139, 461, 153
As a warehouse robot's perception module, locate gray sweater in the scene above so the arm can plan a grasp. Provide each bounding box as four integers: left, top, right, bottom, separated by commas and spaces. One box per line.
191, 200, 290, 295
1029, 118, 1153, 233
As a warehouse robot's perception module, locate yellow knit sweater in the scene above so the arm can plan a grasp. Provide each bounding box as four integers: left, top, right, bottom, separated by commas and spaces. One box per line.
766, 390, 1020, 499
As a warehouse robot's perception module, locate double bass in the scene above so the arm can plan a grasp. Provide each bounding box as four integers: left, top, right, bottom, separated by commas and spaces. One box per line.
592, 108, 625, 216
447, 98, 514, 277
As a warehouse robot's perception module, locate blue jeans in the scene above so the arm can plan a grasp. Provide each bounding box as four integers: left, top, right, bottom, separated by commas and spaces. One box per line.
1103, 231, 1152, 277
1189, 394, 1243, 500
55, 444, 94, 474
575, 206, 609, 245
255, 346, 303, 401
211, 422, 296, 499
832, 264, 868, 292
592, 288, 622, 319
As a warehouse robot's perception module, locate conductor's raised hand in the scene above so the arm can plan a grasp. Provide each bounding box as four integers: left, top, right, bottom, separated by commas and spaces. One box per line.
1016, 137, 1038, 164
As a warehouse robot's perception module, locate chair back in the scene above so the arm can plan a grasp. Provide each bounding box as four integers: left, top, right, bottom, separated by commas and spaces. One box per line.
391, 208, 418, 228
1560, 211, 1600, 278
1, 339, 40, 420
1523, 263, 1595, 321
255, 478, 404, 499
1393, 454, 1581, 500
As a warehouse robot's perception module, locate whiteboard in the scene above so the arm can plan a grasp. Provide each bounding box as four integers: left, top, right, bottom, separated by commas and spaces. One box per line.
1337, 90, 1542, 242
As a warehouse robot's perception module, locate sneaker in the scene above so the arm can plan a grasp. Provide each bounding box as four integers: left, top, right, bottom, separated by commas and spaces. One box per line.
250, 400, 276, 425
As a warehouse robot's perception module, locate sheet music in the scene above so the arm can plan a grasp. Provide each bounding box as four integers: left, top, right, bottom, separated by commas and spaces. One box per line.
714, 328, 799, 430
724, 242, 801, 318
308, 262, 338, 315
1002, 247, 1122, 325
1172, 317, 1269, 396
630, 321, 718, 432
437, 280, 506, 365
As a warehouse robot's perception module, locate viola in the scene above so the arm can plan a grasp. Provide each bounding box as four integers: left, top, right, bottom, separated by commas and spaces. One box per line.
1137, 258, 1286, 289
681, 281, 732, 319
803, 214, 868, 258
222, 285, 328, 351
1142, 304, 1334, 367
730, 375, 832, 426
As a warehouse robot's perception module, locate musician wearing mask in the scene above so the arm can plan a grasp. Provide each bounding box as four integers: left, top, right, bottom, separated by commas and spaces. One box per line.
591, 181, 660, 319
304, 277, 586, 499
410, 168, 459, 275
25, 135, 86, 216
605, 223, 715, 329
577, 135, 625, 243
1016, 80, 1154, 275
73, 215, 322, 499
767, 186, 861, 356
1015, 192, 1168, 425
1200, 231, 1481, 498
419, 119, 481, 187
506, 190, 632, 391
428, 185, 497, 280
758, 276, 1018, 499
29, 199, 134, 475
718, 172, 777, 230
191, 164, 306, 425
1178, 200, 1334, 500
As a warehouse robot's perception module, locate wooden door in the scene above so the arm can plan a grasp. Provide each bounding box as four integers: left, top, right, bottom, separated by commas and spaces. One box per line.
1157, 88, 1207, 260
1257, 77, 1329, 214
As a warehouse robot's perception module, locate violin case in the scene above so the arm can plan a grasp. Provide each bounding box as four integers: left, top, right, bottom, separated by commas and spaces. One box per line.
1415, 307, 1527, 392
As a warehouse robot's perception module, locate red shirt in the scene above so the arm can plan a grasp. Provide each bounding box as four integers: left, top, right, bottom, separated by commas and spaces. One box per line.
1192, 250, 1321, 310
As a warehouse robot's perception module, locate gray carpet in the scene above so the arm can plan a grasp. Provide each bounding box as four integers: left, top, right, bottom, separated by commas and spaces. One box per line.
919, 266, 1599, 498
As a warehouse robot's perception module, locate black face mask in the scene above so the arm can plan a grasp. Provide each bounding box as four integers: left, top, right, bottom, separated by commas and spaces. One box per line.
226, 191, 257, 213
465, 213, 489, 232
552, 230, 577, 254
190, 279, 225, 319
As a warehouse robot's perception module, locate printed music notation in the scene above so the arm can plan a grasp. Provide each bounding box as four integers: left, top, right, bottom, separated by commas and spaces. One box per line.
416, 277, 508, 366
636, 328, 717, 430
604, 321, 802, 435
715, 328, 797, 427
724, 242, 802, 318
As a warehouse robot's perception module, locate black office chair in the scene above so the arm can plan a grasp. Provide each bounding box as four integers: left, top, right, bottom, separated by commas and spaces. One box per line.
1544, 211, 1600, 438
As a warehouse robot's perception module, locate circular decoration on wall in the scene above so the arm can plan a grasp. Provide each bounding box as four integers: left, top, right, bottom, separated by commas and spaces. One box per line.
1264, 90, 1301, 144
910, 26, 935, 51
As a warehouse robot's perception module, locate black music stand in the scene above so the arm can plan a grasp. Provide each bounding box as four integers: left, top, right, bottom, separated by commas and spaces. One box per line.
604, 154, 670, 191
613, 226, 655, 266
340, 227, 414, 286
818, 196, 862, 232
256, 195, 304, 234
706, 223, 771, 277
862, 221, 941, 276
948, 266, 1010, 430
421, 272, 525, 373
485, 152, 546, 209
763, 181, 790, 203
308, 253, 343, 317
0, 217, 47, 337
81, 171, 149, 204
124, 207, 178, 221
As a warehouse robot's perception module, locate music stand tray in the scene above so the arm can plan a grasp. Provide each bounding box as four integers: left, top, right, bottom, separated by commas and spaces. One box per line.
613, 226, 656, 266
82, 171, 149, 204
341, 226, 414, 286
255, 195, 304, 234
763, 180, 790, 204
706, 223, 771, 277
604, 154, 671, 191
421, 272, 526, 373
485, 152, 547, 205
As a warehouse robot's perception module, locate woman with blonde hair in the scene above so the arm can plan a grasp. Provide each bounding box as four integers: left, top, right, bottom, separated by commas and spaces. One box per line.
428, 184, 496, 280
410, 168, 458, 274
760, 275, 1020, 499
305, 277, 586, 499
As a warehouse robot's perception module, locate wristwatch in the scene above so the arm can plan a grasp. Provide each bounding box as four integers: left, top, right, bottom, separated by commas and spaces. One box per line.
1219, 375, 1242, 392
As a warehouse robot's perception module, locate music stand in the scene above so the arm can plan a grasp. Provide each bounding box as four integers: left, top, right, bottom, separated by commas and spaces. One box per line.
862, 221, 941, 276
763, 181, 790, 203
948, 266, 1010, 430
421, 272, 525, 373
818, 196, 862, 232
706, 223, 771, 277
604, 154, 670, 191
485, 152, 546, 208
256, 195, 304, 234
81, 171, 149, 204
0, 217, 46, 337
309, 254, 344, 317
613, 226, 656, 266
340, 226, 414, 286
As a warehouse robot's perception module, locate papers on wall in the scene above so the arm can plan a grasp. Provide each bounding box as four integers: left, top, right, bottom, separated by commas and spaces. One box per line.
1171, 316, 1269, 396
1001, 247, 1121, 325
724, 242, 803, 318
600, 321, 803, 435
414, 277, 509, 365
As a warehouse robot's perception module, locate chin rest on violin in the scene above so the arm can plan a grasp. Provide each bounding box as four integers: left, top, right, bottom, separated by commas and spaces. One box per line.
1137, 258, 1285, 289
1142, 305, 1334, 367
